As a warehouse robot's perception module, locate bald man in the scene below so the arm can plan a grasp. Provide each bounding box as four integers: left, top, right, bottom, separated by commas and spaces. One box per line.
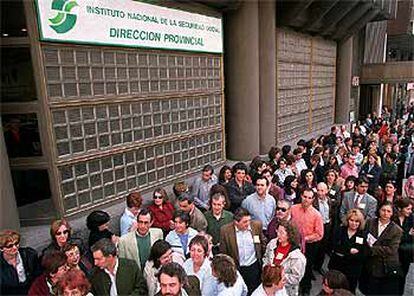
312, 182, 337, 273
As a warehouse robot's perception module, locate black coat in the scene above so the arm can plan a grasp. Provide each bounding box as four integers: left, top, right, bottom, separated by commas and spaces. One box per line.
328, 226, 367, 278
1, 247, 42, 295
360, 163, 381, 193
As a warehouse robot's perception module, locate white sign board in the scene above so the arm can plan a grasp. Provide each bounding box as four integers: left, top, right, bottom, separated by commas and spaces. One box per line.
35, 0, 223, 53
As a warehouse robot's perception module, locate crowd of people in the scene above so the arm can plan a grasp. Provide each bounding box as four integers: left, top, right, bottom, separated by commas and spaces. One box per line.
1, 107, 414, 296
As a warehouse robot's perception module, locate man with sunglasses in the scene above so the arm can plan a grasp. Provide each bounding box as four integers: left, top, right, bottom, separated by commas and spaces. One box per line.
267, 200, 292, 240
118, 209, 163, 270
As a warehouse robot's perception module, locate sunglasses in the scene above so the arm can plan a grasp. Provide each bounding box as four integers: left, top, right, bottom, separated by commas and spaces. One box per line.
55, 230, 70, 236
276, 207, 288, 212
153, 194, 163, 199
3, 242, 19, 249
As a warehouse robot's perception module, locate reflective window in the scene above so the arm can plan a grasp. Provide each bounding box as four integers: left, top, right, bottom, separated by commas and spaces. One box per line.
2, 114, 42, 157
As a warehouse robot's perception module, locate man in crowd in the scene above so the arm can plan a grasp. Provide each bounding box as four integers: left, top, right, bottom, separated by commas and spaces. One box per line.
291, 188, 324, 295
241, 176, 276, 235
340, 153, 359, 179
313, 182, 336, 273
191, 164, 217, 211
118, 208, 163, 270
225, 162, 255, 212
204, 192, 234, 254
340, 176, 378, 219
267, 199, 292, 240
158, 262, 189, 296
220, 207, 265, 294
90, 238, 148, 295
177, 193, 207, 232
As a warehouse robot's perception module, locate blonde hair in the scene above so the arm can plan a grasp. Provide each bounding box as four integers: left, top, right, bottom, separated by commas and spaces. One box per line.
342, 208, 365, 230
0, 230, 20, 248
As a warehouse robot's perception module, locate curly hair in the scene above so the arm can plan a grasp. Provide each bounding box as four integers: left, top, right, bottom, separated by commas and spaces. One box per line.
277, 220, 300, 249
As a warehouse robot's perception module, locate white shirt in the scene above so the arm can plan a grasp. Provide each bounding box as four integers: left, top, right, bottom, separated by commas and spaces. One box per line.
378, 221, 390, 237
15, 252, 27, 283
235, 226, 257, 267
251, 284, 288, 296
216, 271, 248, 296
104, 259, 119, 296
318, 198, 330, 224
183, 257, 213, 295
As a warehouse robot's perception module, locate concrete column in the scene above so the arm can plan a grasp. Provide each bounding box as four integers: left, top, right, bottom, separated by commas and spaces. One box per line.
224, 1, 260, 160
258, 1, 277, 154
335, 37, 353, 123
0, 116, 20, 230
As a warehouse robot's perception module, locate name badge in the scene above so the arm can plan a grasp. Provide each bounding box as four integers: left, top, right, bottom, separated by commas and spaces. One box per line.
253, 235, 261, 243
329, 189, 336, 196
367, 233, 377, 247
275, 252, 284, 260
355, 237, 364, 244
359, 203, 366, 209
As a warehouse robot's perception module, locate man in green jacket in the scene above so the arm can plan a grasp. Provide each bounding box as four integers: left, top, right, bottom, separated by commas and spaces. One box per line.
90, 238, 148, 296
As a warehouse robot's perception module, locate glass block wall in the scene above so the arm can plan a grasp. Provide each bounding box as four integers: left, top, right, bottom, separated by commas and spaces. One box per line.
277, 29, 336, 144
42, 46, 224, 215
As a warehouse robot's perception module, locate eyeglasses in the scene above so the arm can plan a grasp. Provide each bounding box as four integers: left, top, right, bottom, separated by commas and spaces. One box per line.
276, 207, 288, 212
55, 230, 69, 236
3, 242, 19, 249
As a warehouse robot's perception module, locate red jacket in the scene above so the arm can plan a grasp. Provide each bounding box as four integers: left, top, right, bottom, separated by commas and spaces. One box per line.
148, 202, 175, 233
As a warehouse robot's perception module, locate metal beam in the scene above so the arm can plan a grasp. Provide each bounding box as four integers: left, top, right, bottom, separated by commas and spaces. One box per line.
322, 0, 372, 38
319, 0, 362, 36
361, 61, 414, 84
279, 0, 315, 27
335, 7, 381, 41
302, 0, 341, 33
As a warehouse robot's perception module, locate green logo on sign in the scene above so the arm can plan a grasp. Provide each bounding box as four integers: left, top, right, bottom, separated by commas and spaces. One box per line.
49, 0, 78, 33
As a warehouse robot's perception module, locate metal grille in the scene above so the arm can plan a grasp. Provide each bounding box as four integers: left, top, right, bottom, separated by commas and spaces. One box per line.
277, 30, 336, 144
59, 131, 223, 213
43, 47, 222, 99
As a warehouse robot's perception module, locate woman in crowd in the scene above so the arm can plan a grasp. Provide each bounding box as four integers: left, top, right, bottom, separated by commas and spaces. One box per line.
148, 187, 175, 236
393, 198, 414, 292
325, 169, 341, 202
62, 243, 91, 276
361, 201, 403, 295
211, 254, 248, 296
218, 165, 233, 186
56, 269, 93, 296
298, 169, 317, 195
183, 235, 213, 295
86, 210, 117, 248
0, 230, 42, 295
42, 219, 83, 256
268, 146, 282, 172
28, 251, 68, 296
252, 265, 288, 296
378, 179, 398, 204
341, 176, 357, 196
249, 156, 267, 184
119, 191, 142, 236
282, 176, 298, 203
326, 155, 341, 173
319, 270, 350, 296
143, 240, 174, 296
274, 158, 294, 187
328, 209, 367, 292
263, 221, 306, 296
360, 153, 382, 194
403, 175, 414, 199
165, 211, 198, 260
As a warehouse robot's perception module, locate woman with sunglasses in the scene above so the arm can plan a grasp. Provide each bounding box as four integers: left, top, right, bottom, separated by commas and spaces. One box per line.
148, 188, 175, 236
263, 221, 306, 296
1, 230, 42, 295
41, 219, 84, 258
